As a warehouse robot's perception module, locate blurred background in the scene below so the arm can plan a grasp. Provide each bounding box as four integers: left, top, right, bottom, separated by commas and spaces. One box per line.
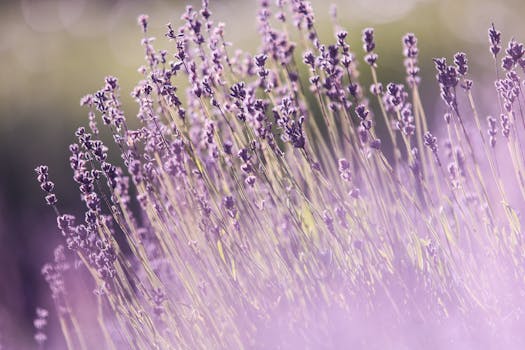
0, 0, 523, 348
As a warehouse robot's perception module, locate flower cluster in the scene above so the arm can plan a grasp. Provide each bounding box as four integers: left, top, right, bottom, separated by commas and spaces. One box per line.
33, 308, 48, 348
35, 1, 525, 349
35, 166, 57, 207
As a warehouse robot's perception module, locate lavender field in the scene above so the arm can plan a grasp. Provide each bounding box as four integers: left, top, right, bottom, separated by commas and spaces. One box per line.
2, 0, 525, 349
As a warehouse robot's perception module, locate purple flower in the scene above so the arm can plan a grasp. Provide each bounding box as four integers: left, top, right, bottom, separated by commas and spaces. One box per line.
338, 158, 351, 181
487, 115, 498, 147
362, 28, 375, 53
138, 14, 149, 33
424, 131, 441, 165
489, 23, 501, 57
365, 53, 378, 67
245, 175, 256, 187
403, 33, 420, 86
506, 39, 524, 63
453, 52, 468, 76
370, 138, 381, 150
355, 104, 369, 120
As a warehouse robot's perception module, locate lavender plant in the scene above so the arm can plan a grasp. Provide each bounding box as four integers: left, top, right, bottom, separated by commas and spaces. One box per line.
35, 1, 525, 348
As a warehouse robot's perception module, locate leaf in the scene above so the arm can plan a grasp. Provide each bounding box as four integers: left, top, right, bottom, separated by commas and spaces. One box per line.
217, 239, 227, 265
